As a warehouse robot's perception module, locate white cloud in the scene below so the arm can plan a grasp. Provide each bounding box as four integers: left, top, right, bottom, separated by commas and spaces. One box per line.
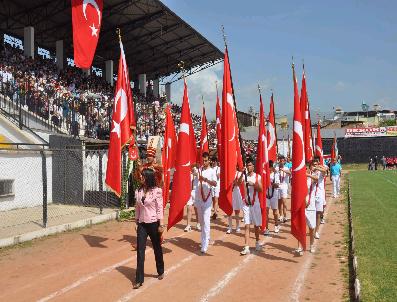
165, 64, 223, 120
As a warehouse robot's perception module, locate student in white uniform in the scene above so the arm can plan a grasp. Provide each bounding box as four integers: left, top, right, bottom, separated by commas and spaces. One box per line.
278, 155, 291, 223
306, 160, 320, 253
226, 167, 244, 234
312, 156, 328, 239
184, 165, 201, 232
265, 160, 281, 235
211, 157, 220, 220
195, 152, 217, 254
239, 158, 263, 255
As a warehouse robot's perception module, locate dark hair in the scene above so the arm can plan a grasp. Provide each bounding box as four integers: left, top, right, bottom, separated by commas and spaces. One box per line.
141, 168, 156, 189
269, 160, 274, 167
246, 157, 254, 165
278, 155, 285, 160
211, 156, 218, 162
313, 156, 320, 163
202, 151, 210, 158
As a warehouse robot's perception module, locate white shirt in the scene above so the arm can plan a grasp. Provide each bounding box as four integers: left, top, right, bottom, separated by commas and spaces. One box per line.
267, 171, 280, 200
191, 167, 199, 192
195, 166, 217, 202
213, 166, 220, 188
306, 176, 317, 210
315, 170, 325, 194
279, 167, 290, 188
246, 172, 262, 204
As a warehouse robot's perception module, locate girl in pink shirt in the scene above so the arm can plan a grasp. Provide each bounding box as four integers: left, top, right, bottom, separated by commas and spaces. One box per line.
133, 168, 165, 289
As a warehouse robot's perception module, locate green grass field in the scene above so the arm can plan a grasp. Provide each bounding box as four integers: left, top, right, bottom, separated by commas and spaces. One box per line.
349, 170, 397, 301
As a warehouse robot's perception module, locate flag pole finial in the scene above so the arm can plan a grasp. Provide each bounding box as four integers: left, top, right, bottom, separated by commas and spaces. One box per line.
178, 61, 186, 80
257, 84, 261, 95
221, 25, 227, 49
116, 28, 122, 42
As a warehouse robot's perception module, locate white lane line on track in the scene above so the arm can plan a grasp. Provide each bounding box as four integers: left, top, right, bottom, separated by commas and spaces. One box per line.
36, 232, 188, 302
115, 233, 228, 302
379, 174, 397, 188
199, 235, 274, 302
289, 199, 333, 302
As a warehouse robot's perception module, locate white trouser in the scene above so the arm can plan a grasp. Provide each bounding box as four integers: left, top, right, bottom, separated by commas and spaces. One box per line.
195, 200, 212, 252
332, 175, 340, 196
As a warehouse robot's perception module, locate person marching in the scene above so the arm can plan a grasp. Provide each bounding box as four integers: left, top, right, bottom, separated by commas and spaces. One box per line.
195, 152, 217, 254
134, 168, 165, 289
226, 166, 244, 234
330, 158, 342, 198
264, 160, 281, 235
211, 156, 221, 220
312, 156, 328, 239
134, 146, 163, 188
306, 161, 320, 253
278, 155, 291, 223
184, 164, 201, 232
239, 158, 263, 255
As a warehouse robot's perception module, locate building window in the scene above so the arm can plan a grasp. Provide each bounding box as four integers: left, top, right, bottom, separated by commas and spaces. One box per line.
0, 179, 14, 197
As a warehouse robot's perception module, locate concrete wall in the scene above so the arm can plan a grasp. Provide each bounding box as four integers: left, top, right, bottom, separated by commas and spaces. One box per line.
0, 151, 52, 211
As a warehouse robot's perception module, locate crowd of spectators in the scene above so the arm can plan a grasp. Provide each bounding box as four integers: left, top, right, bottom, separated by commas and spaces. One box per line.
0, 43, 249, 154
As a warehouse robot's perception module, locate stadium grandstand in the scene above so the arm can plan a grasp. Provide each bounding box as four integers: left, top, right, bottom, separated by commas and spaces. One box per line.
0, 0, 223, 146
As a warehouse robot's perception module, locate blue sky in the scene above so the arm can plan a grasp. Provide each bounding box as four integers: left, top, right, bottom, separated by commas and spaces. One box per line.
161, 0, 397, 119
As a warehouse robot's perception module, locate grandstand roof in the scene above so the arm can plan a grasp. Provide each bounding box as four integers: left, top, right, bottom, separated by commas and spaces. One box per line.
0, 0, 223, 79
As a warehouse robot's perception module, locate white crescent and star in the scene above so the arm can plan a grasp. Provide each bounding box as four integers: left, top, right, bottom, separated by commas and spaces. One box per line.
179, 122, 191, 167
268, 123, 276, 150
114, 88, 128, 123
293, 120, 305, 172
82, 0, 101, 37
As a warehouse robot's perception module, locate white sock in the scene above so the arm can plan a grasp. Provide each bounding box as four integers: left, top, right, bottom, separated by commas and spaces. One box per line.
235, 217, 240, 229
228, 216, 232, 229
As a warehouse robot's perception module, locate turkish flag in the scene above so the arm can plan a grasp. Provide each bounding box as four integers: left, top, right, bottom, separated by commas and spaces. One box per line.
301, 69, 313, 162
105, 40, 133, 196
199, 104, 209, 165
162, 104, 177, 208
267, 93, 277, 161
315, 122, 324, 165
219, 49, 237, 216
120, 42, 136, 130
128, 136, 139, 161
71, 0, 103, 69
256, 94, 270, 231
168, 82, 193, 230
216, 93, 222, 158
291, 65, 307, 250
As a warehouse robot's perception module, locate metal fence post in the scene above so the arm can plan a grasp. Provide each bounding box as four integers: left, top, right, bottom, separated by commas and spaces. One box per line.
41, 151, 48, 228
98, 151, 103, 214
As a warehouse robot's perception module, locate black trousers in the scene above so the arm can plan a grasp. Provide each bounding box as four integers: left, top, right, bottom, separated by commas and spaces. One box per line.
135, 221, 164, 284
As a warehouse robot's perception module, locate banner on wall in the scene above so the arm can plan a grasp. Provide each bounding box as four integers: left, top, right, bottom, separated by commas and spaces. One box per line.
345, 126, 397, 137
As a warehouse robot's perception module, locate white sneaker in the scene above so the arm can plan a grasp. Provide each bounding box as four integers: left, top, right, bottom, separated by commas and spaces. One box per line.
283, 217, 289, 222
226, 228, 232, 234
320, 218, 325, 224
315, 232, 320, 239
263, 229, 270, 236
274, 225, 280, 233
309, 246, 315, 253
279, 216, 284, 222
196, 223, 201, 231
255, 241, 262, 251
200, 249, 207, 254
184, 225, 192, 232
240, 246, 250, 255
235, 227, 241, 233
295, 247, 304, 256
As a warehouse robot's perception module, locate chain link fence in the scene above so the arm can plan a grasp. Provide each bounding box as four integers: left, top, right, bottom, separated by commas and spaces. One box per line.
0, 147, 132, 240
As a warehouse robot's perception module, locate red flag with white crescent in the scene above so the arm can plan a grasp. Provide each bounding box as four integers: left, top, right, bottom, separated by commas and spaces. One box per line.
301, 68, 313, 162
219, 49, 237, 216
128, 136, 139, 161
267, 93, 277, 161
71, 0, 103, 68
291, 64, 307, 250
315, 122, 324, 165
199, 104, 209, 165
168, 82, 193, 230
162, 104, 177, 208
256, 94, 270, 231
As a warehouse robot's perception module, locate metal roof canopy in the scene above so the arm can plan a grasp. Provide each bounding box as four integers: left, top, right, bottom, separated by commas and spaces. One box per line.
0, 0, 223, 79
